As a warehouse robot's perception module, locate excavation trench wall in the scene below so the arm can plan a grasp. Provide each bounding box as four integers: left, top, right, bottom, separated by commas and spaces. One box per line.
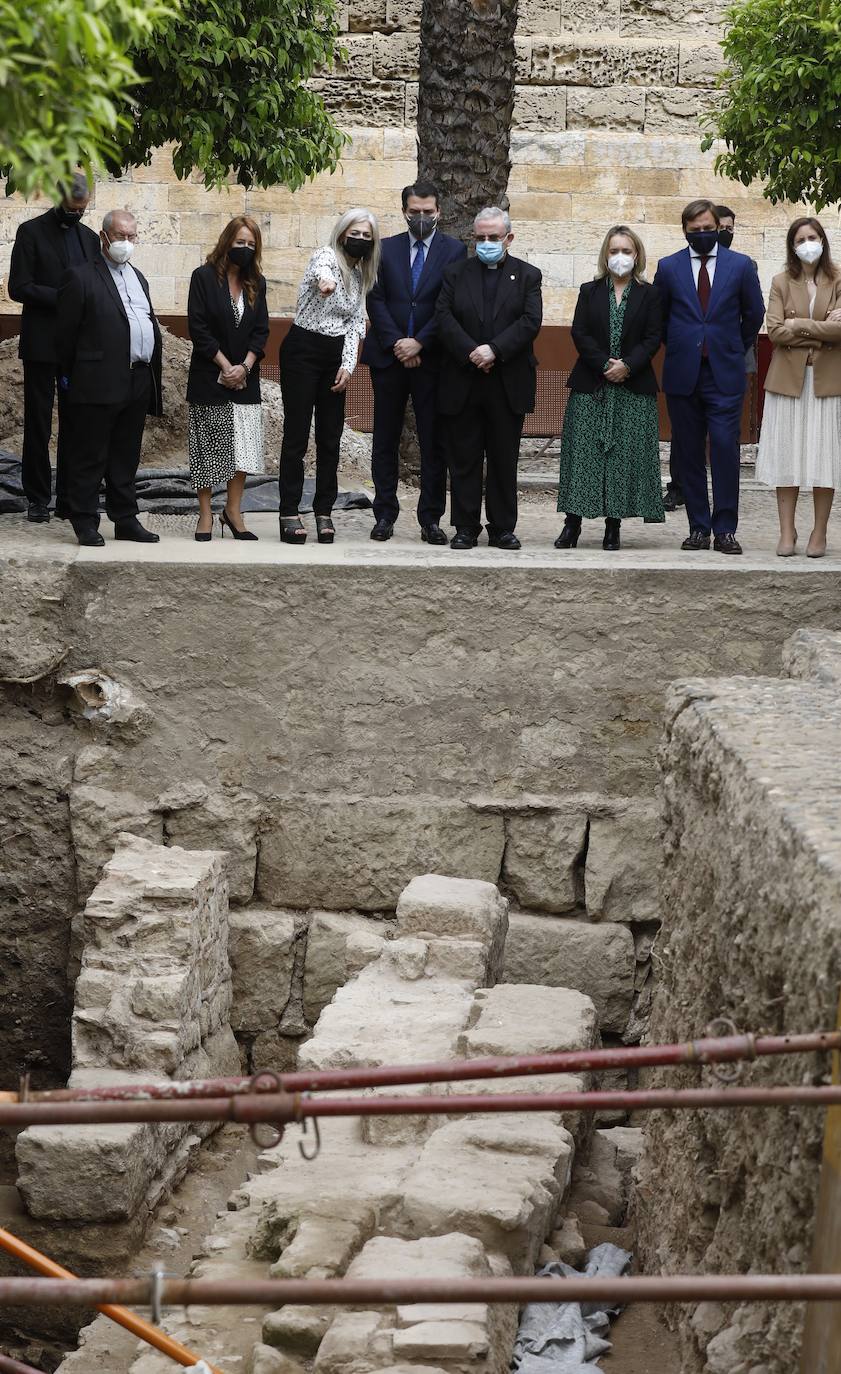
637, 629, 841, 1374
3, 554, 841, 1104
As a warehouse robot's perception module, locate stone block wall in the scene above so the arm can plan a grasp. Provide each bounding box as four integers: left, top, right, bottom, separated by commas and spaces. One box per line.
15, 835, 240, 1246
636, 628, 841, 1373
0, 0, 827, 325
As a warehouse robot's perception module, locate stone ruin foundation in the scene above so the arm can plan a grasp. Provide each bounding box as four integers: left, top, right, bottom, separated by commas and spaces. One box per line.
3, 541, 841, 1373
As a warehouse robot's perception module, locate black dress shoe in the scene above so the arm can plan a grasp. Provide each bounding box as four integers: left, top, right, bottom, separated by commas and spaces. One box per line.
451, 528, 478, 550
370, 519, 394, 541
603, 518, 621, 551
420, 523, 448, 546
662, 487, 685, 512
73, 523, 105, 547
27, 503, 50, 523
714, 532, 743, 555
488, 531, 521, 550
554, 516, 581, 549
681, 527, 711, 551
114, 517, 160, 543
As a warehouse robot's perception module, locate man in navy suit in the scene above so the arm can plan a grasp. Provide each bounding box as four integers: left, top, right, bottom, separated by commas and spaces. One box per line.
361, 179, 466, 543
654, 198, 765, 554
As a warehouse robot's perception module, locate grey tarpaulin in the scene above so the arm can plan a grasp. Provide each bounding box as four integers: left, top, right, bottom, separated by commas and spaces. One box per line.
0, 453, 372, 516
511, 1244, 632, 1374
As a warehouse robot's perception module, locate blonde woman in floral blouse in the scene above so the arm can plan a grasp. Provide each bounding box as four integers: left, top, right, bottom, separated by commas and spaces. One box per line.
278, 208, 381, 543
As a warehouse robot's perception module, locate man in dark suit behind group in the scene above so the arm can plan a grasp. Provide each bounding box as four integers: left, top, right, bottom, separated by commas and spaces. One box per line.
8, 173, 99, 521
362, 179, 466, 544
57, 208, 163, 547
436, 207, 543, 550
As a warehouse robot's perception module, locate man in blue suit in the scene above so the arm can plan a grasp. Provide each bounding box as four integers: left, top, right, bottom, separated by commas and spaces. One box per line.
654, 198, 765, 554
361, 179, 467, 543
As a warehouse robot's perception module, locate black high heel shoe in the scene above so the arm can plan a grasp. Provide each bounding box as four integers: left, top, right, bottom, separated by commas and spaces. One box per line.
315, 515, 335, 544
194, 518, 213, 543
280, 515, 307, 544
221, 508, 258, 540
603, 517, 621, 551
554, 515, 581, 549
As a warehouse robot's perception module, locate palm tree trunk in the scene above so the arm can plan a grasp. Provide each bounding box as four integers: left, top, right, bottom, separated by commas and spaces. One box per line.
398, 0, 517, 483
417, 0, 518, 242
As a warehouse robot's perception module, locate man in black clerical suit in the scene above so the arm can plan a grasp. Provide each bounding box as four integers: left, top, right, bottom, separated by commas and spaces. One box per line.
435, 207, 543, 550
8, 173, 99, 521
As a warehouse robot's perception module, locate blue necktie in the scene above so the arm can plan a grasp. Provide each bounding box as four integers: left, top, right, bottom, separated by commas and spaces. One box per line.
407, 241, 425, 336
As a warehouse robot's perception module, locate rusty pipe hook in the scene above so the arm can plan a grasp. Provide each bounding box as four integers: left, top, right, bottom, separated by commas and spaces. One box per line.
298, 1113, 321, 1162
246, 1069, 286, 1150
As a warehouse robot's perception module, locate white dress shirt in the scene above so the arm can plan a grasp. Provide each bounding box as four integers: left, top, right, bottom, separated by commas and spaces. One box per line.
688, 242, 718, 288
103, 255, 155, 364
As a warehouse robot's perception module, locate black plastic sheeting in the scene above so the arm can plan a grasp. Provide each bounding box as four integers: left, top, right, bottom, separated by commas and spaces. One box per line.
0, 452, 372, 516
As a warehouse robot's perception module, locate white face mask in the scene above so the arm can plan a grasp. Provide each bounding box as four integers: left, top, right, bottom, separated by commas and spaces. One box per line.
795, 239, 823, 265
105, 235, 134, 265
608, 252, 635, 277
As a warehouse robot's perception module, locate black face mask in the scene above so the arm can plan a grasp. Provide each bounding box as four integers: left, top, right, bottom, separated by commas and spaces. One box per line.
343, 237, 374, 260
717, 228, 734, 249
406, 213, 438, 240
686, 230, 718, 256
228, 245, 255, 269
56, 206, 84, 226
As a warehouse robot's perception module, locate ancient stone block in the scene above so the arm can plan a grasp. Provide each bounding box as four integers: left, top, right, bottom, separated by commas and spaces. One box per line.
585, 799, 660, 922
562, 0, 620, 30
303, 911, 391, 1024
258, 800, 505, 911
17, 1122, 156, 1222
269, 1199, 375, 1278
515, 37, 533, 80
347, 0, 387, 29
324, 33, 373, 80
513, 86, 567, 132
531, 40, 621, 86
783, 628, 841, 688
70, 784, 163, 900
229, 909, 298, 1037
298, 953, 475, 1071
387, 0, 421, 29
550, 1213, 587, 1267
373, 31, 420, 79
250, 1346, 304, 1374
678, 39, 726, 85
400, 1117, 575, 1271
644, 87, 716, 132
264, 1306, 334, 1355
396, 874, 508, 983
309, 79, 406, 127
458, 983, 598, 1057
620, 0, 727, 35
501, 805, 587, 912
518, 0, 562, 34
566, 86, 645, 129
502, 912, 635, 1034
314, 1311, 392, 1374
159, 786, 262, 905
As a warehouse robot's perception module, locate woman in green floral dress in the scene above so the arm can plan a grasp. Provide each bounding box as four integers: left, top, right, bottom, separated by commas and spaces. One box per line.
556, 226, 664, 551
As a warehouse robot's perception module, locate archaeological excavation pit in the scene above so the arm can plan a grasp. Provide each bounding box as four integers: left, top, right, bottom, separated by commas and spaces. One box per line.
2, 529, 841, 1374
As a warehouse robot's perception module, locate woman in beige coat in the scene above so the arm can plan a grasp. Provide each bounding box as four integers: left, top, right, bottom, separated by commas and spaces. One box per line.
757, 217, 841, 556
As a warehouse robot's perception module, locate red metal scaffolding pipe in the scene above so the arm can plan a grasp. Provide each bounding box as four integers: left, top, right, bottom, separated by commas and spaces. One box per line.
1, 1084, 841, 1129
0, 1030, 837, 1105
0, 1357, 45, 1374
0, 1274, 837, 1307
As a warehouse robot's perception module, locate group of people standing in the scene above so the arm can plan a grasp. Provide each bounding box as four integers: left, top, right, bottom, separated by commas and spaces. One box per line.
7, 178, 841, 557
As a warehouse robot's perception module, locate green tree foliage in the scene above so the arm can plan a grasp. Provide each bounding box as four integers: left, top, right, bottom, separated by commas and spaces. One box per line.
0, 0, 173, 198
120, 0, 346, 190
703, 0, 841, 209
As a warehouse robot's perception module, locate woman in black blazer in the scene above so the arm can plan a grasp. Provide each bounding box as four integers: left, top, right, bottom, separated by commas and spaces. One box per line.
555, 226, 664, 551
187, 216, 270, 541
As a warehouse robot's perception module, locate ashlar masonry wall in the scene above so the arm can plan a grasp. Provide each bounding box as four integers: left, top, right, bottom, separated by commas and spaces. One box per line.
637, 628, 841, 1374
0, 0, 829, 324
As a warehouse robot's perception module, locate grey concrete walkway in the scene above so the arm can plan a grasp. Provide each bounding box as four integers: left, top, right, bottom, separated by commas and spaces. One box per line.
2, 484, 841, 573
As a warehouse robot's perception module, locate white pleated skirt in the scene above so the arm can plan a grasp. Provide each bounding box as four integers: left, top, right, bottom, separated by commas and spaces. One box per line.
756, 368, 841, 490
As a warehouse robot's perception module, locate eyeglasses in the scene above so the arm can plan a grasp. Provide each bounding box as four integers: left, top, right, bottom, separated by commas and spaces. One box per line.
475, 233, 507, 242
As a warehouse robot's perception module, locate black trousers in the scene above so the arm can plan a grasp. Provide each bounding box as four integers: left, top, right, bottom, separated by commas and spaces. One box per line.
22, 360, 68, 509
278, 325, 345, 516
445, 372, 523, 535
61, 367, 150, 526
369, 360, 447, 527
